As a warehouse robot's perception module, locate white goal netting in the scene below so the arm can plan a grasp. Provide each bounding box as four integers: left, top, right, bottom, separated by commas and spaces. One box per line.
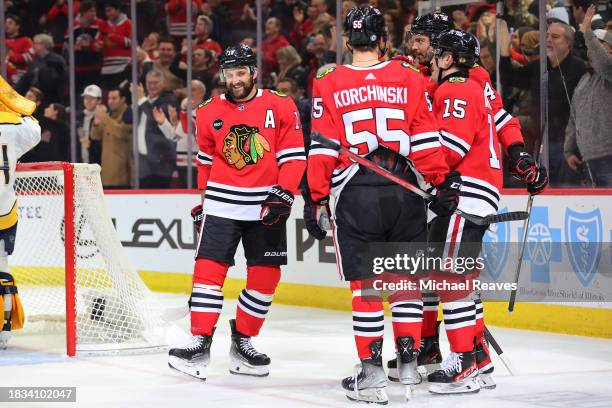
9, 163, 167, 355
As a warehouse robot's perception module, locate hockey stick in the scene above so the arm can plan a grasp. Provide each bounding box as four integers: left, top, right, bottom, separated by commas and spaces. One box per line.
508, 141, 544, 314
311, 132, 528, 226
484, 326, 516, 375
507, 195, 533, 314
162, 303, 189, 322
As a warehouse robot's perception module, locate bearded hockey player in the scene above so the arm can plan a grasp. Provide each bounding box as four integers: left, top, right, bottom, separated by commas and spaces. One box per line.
168, 44, 306, 379
304, 6, 460, 404
405, 12, 547, 198
0, 75, 41, 349
388, 13, 549, 390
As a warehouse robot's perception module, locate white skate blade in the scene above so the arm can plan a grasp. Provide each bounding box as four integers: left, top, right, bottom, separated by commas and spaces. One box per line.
168, 355, 208, 380
429, 377, 480, 395
478, 372, 496, 390
229, 354, 270, 377
345, 387, 389, 405
404, 385, 414, 400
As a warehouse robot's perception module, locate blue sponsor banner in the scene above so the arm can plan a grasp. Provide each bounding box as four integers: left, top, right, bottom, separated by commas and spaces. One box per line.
565, 208, 602, 287
481, 202, 611, 291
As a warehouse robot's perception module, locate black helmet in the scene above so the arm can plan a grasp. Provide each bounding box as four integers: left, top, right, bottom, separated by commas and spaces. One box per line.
344, 6, 387, 48
409, 12, 453, 46
434, 29, 480, 68
219, 44, 256, 69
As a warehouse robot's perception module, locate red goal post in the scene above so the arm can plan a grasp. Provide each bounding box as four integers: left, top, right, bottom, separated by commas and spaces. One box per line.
13, 162, 168, 356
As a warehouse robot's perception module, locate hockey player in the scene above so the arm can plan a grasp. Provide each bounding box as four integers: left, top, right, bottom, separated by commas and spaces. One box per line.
403, 12, 453, 81
0, 75, 42, 349
304, 6, 459, 404
405, 12, 547, 199
388, 13, 549, 390
168, 45, 306, 379
420, 30, 499, 394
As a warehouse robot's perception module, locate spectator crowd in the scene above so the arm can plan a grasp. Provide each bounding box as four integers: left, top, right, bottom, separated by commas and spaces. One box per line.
3, 0, 612, 188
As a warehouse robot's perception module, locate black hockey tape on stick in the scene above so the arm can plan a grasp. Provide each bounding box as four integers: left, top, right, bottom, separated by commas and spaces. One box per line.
161, 303, 189, 322
484, 326, 516, 376
457, 209, 529, 225
311, 132, 529, 226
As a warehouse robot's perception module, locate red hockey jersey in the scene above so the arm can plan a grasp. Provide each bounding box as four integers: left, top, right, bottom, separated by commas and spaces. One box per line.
433, 73, 502, 215
307, 60, 449, 202
5, 35, 34, 84
468, 65, 523, 152
195, 89, 306, 221
426, 64, 524, 153
101, 14, 132, 75
165, 0, 203, 37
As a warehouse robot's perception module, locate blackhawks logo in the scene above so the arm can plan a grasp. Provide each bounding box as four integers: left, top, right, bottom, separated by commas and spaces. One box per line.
223, 124, 270, 170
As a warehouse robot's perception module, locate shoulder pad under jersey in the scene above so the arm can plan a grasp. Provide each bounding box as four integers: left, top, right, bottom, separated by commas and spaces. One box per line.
198, 97, 213, 109
269, 90, 288, 97
316, 66, 336, 79
400, 61, 421, 73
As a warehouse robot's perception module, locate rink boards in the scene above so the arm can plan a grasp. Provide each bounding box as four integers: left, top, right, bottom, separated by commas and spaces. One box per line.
19, 189, 612, 338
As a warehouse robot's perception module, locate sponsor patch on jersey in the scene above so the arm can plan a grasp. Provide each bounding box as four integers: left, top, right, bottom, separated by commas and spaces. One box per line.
198, 97, 212, 109
269, 90, 288, 97
449, 77, 467, 83
223, 124, 270, 170
213, 119, 224, 130
316, 66, 335, 79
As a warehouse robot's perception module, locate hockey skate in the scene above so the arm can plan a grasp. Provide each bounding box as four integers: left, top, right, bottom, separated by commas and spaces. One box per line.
388, 333, 441, 382
0, 330, 10, 350
395, 336, 421, 399
168, 333, 213, 380
229, 319, 270, 377
342, 339, 388, 405
475, 338, 496, 389
428, 351, 480, 395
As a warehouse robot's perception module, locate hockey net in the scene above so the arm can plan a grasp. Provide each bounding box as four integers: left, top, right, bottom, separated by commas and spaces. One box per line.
10, 162, 167, 356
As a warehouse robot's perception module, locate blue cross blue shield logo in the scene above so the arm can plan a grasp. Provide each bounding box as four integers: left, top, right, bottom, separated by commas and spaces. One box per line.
565, 208, 602, 287
522, 207, 562, 283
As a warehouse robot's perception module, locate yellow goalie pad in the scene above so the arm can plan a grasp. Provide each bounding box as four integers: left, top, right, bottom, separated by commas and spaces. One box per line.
0, 75, 36, 115
1, 274, 25, 331
0, 75, 36, 124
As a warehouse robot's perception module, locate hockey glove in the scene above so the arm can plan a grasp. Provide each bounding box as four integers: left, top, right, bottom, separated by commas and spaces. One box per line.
430, 171, 462, 216
527, 165, 548, 195
261, 185, 294, 226
508, 143, 537, 184
303, 197, 331, 241
192, 204, 204, 232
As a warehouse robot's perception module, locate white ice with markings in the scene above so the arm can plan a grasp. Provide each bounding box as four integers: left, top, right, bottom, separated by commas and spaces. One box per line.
4, 294, 612, 408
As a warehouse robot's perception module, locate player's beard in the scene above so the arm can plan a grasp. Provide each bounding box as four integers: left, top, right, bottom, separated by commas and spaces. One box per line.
228, 76, 255, 100
409, 48, 434, 66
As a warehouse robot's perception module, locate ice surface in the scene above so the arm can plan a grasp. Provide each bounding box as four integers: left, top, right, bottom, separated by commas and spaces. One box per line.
4, 294, 612, 408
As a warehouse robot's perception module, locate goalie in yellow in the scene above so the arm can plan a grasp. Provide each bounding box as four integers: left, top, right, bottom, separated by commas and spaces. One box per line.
0, 75, 41, 349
